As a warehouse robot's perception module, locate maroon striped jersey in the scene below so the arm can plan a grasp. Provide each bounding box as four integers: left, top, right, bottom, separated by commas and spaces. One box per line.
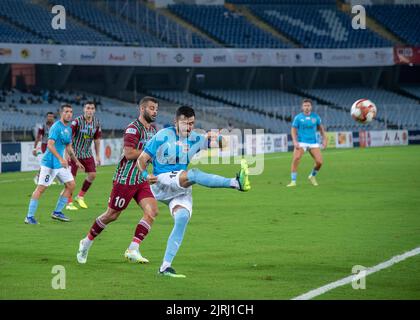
113, 119, 157, 185
71, 115, 101, 159
38, 122, 53, 153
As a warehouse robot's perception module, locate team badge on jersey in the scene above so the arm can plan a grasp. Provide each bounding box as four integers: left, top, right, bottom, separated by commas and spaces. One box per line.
126, 128, 137, 135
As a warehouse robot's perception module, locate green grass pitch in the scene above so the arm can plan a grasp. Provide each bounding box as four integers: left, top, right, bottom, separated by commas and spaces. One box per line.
1, 146, 420, 299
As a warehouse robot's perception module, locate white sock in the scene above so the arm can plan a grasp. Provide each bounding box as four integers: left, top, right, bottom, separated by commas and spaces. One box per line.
160, 261, 171, 272
128, 242, 139, 251
230, 178, 239, 189
83, 237, 93, 249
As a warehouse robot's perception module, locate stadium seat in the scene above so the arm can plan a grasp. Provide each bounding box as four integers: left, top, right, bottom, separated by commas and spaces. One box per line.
168, 4, 289, 48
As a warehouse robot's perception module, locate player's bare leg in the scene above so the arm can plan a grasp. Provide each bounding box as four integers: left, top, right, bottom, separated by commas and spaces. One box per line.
308, 148, 323, 186
288, 147, 304, 187
74, 172, 96, 209
125, 197, 158, 264
77, 207, 122, 264
178, 159, 250, 191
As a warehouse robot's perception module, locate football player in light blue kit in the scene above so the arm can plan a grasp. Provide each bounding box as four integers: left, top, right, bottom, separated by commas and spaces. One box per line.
137, 106, 250, 278
287, 99, 327, 187
24, 104, 84, 224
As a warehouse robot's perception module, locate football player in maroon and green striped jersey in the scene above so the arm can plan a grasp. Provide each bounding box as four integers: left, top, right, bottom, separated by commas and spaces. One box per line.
67, 102, 102, 210
77, 97, 159, 264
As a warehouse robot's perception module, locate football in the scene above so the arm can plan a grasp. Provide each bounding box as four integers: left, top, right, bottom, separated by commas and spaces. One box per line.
351, 99, 377, 124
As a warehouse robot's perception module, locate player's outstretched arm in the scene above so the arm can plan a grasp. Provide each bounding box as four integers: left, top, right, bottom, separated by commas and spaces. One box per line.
136, 151, 157, 184
206, 131, 226, 149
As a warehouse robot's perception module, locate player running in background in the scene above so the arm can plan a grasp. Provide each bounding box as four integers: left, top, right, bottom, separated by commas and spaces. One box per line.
136, 106, 251, 278
66, 101, 102, 210
32, 112, 55, 184
24, 104, 84, 225
76, 97, 159, 264
287, 99, 327, 187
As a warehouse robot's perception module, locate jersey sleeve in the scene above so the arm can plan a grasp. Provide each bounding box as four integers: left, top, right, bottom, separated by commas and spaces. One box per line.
123, 125, 140, 149
317, 114, 322, 126
71, 119, 79, 138
38, 127, 44, 137
48, 124, 59, 141
292, 115, 299, 128
196, 133, 209, 151
144, 130, 166, 158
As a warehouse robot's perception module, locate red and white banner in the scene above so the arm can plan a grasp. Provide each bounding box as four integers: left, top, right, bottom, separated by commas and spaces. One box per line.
394, 46, 420, 65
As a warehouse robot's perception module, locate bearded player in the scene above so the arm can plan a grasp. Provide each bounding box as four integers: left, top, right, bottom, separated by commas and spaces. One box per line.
287, 99, 327, 187
33, 112, 55, 184
76, 97, 159, 264
24, 104, 84, 224
66, 101, 102, 210
136, 106, 251, 278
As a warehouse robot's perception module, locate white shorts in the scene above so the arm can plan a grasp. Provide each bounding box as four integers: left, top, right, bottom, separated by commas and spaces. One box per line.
38, 166, 74, 186
298, 143, 320, 152
150, 170, 193, 217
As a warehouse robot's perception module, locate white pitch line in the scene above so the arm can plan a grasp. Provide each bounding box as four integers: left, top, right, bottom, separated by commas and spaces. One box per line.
292, 246, 420, 300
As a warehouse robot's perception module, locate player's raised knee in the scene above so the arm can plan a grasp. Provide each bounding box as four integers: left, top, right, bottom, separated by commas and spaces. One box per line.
173, 207, 190, 223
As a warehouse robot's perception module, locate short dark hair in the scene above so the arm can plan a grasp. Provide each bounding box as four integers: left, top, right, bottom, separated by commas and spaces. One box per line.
176, 106, 195, 119
46, 111, 55, 116
302, 99, 312, 105
139, 96, 158, 107
84, 101, 96, 108
60, 104, 72, 111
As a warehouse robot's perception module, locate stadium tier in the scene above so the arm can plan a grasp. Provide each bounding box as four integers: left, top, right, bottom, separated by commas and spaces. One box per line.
109, 0, 217, 48
0, 89, 177, 131
0, 19, 46, 44
301, 87, 420, 130
168, 4, 290, 48
200, 89, 387, 131
149, 89, 291, 133
0, 0, 116, 45
367, 4, 420, 46
247, 4, 392, 48
54, 0, 166, 46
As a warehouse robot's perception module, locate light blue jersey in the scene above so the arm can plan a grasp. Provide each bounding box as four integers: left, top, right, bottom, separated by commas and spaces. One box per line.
41, 120, 72, 169
144, 127, 208, 175
292, 112, 322, 144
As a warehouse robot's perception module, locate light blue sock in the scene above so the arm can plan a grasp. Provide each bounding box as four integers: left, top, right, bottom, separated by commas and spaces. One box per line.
163, 208, 190, 265
187, 168, 232, 188
54, 195, 68, 213
27, 199, 39, 218
291, 172, 297, 182
310, 169, 318, 177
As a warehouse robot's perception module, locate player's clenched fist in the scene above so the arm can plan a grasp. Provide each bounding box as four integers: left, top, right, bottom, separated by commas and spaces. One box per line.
60, 158, 69, 168
147, 174, 158, 185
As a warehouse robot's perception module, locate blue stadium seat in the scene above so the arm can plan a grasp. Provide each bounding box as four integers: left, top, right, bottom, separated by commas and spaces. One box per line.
168, 4, 289, 48
367, 4, 420, 46
109, 0, 216, 48
54, 0, 166, 47
0, 19, 45, 44
248, 4, 392, 48
0, 0, 116, 45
